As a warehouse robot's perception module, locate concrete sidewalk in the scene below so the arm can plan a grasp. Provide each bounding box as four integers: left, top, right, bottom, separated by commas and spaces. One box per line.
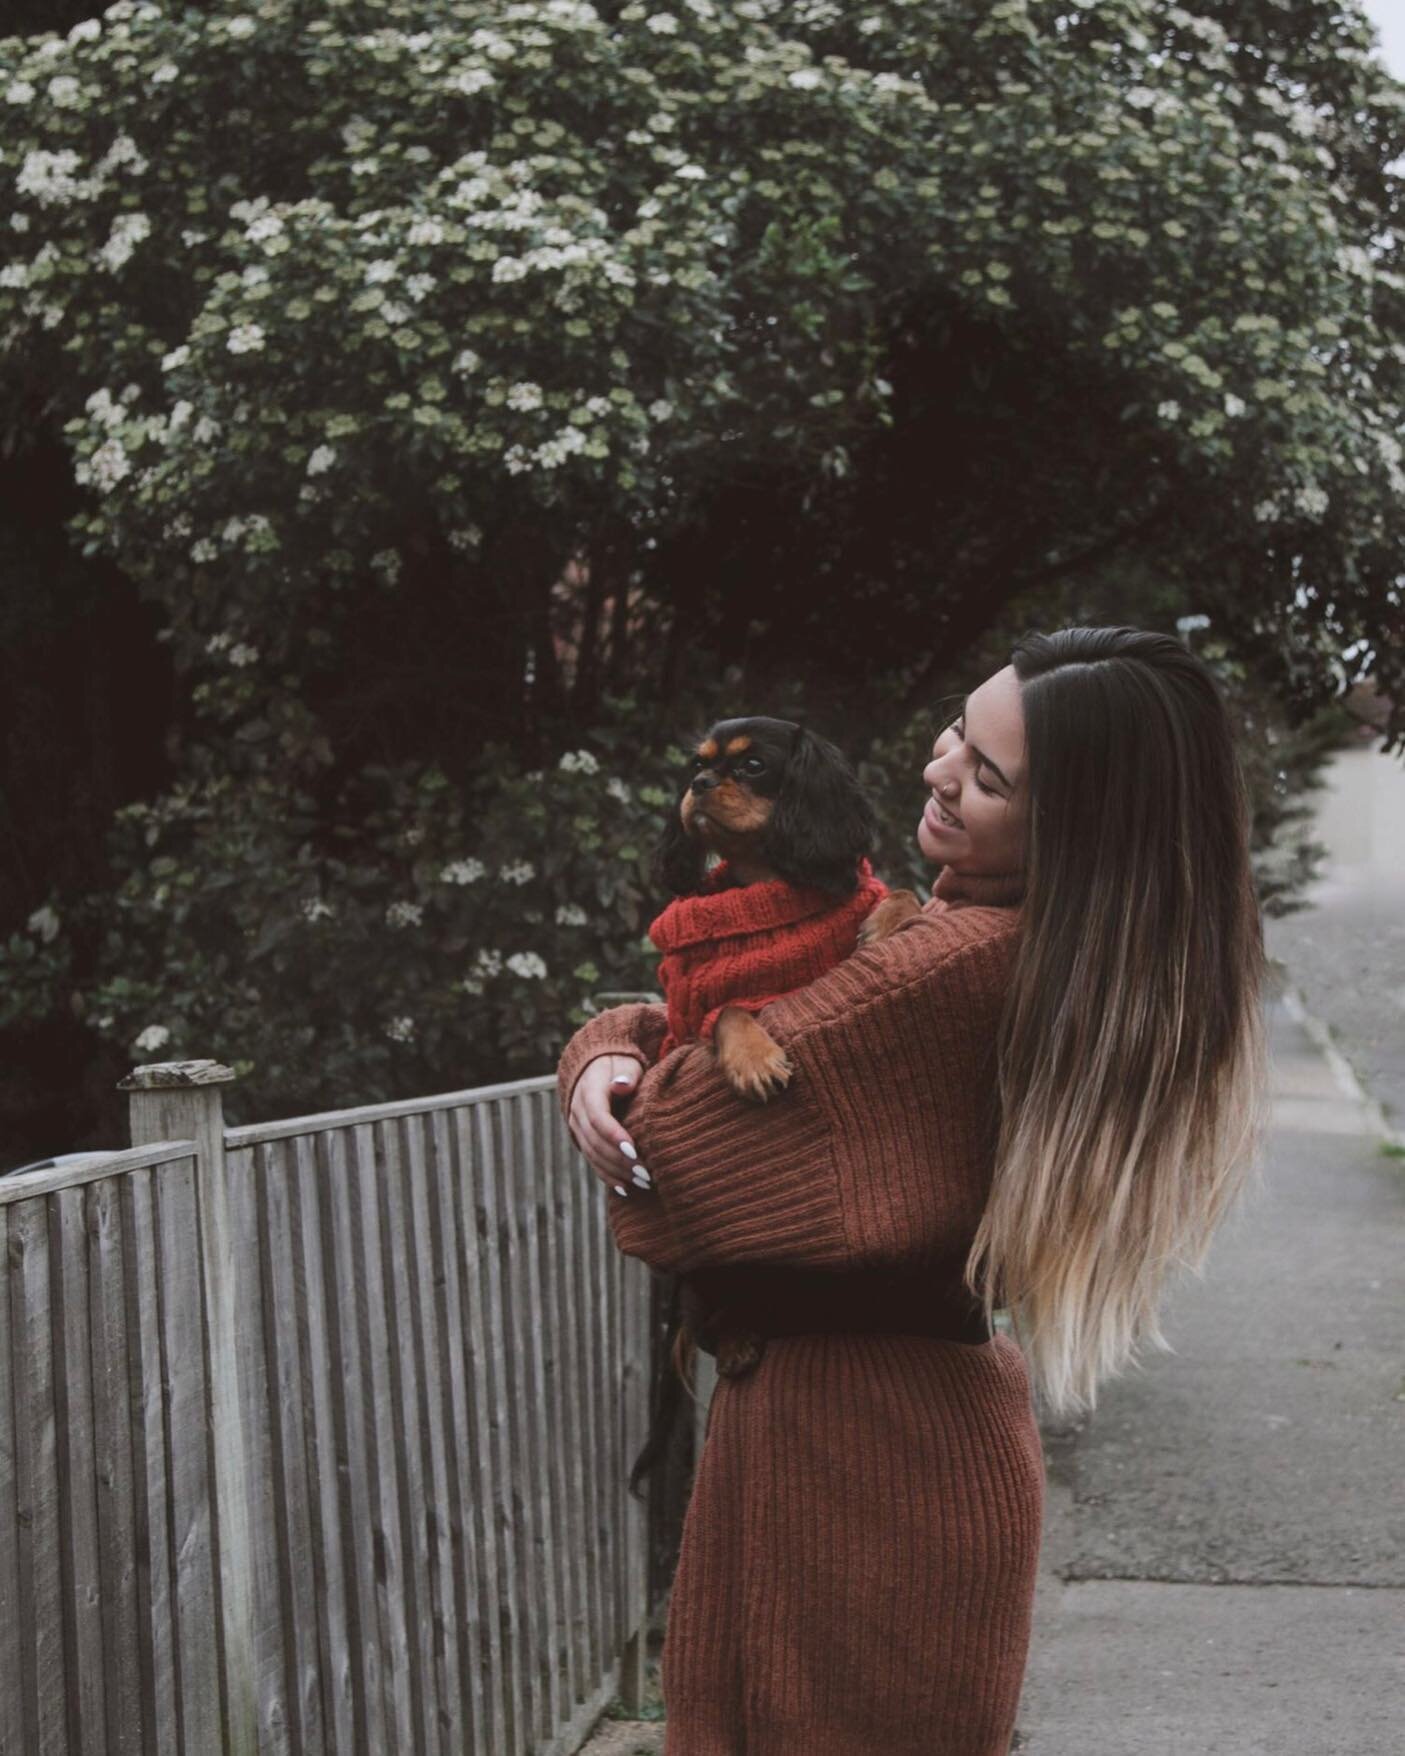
1265, 739, 1405, 1144
1015, 989, 1404, 1754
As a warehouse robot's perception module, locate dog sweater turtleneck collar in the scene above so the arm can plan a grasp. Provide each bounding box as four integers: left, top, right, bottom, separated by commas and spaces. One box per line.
648, 857, 889, 1059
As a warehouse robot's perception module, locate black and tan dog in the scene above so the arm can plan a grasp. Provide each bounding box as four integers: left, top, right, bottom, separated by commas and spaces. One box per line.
625, 716, 923, 1498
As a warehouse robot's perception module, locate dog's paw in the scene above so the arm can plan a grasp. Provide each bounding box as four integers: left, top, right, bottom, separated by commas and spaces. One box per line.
715, 1008, 794, 1102
858, 889, 923, 946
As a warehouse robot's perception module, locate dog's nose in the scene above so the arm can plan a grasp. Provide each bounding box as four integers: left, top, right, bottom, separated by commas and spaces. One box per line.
692, 773, 720, 794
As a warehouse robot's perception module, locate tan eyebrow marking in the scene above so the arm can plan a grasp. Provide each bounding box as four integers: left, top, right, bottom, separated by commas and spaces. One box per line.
698, 737, 719, 760
724, 735, 752, 755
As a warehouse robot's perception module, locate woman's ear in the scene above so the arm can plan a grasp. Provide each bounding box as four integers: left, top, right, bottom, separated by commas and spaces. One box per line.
763, 726, 877, 898
651, 796, 707, 896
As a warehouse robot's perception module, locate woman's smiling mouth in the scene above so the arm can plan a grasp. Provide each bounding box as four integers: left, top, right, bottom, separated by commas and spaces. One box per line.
924, 796, 963, 831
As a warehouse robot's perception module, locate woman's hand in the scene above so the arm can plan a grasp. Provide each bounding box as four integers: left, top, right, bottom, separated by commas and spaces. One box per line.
566, 1054, 655, 1197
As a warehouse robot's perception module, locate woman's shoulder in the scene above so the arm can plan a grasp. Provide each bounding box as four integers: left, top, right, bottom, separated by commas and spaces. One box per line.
760, 896, 1020, 1039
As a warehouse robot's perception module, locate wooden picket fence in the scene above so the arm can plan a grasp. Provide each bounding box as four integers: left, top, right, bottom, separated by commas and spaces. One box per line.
0, 1058, 670, 1755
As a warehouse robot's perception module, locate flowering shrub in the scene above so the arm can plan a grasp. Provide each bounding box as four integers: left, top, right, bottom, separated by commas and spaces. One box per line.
1, 0, 1401, 1123
7, 693, 694, 1120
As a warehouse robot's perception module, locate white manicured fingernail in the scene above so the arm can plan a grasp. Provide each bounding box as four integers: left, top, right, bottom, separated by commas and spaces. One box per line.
613, 1184, 629, 1197
632, 1168, 652, 1188
618, 1140, 638, 1161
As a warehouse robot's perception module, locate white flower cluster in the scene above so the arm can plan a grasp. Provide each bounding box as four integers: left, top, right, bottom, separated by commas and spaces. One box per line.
461, 946, 504, 993
17, 147, 96, 207
301, 897, 334, 921
499, 859, 535, 884
558, 749, 599, 773
385, 900, 424, 928
447, 66, 496, 97
307, 444, 337, 475
228, 642, 259, 667
1157, 400, 1180, 421
606, 777, 631, 803
447, 525, 481, 553
1293, 482, 1329, 519
507, 381, 544, 411
506, 951, 548, 979
441, 857, 486, 883
555, 902, 588, 926
227, 323, 266, 354
27, 903, 60, 942
370, 548, 402, 585
99, 212, 151, 272
385, 1015, 416, 1042
78, 439, 133, 493
134, 1023, 171, 1054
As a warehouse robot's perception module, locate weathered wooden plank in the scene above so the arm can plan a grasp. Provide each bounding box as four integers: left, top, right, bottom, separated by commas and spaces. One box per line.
569, 1104, 612, 1694
11, 1196, 67, 1753
602, 1150, 626, 1655
122, 1167, 180, 1756
0, 1141, 196, 1207
528, 1088, 577, 1719
500, 1095, 556, 1746
224, 1075, 555, 1151
289, 1131, 351, 1756
373, 1117, 436, 1756
0, 1208, 26, 1756
53, 1186, 108, 1754
553, 1098, 597, 1704
251, 1138, 326, 1755
470, 1100, 528, 1752
154, 1156, 223, 1754
86, 1176, 143, 1756
347, 1122, 415, 1751
249, 1130, 330, 1748
319, 1125, 387, 1754
401, 1110, 463, 1752
455, 1103, 512, 1756
426, 1106, 489, 1756
224, 1142, 287, 1756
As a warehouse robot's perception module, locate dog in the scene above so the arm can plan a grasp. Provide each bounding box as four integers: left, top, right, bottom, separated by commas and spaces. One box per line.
623, 716, 924, 1497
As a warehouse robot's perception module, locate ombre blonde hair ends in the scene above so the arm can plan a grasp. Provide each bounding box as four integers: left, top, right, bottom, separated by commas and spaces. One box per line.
965, 625, 1271, 1419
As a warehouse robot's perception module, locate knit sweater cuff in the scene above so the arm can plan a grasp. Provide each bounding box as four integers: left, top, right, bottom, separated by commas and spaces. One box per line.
555, 1002, 669, 1123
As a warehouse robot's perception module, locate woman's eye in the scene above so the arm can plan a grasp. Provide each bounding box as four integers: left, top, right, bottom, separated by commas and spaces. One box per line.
976, 777, 997, 796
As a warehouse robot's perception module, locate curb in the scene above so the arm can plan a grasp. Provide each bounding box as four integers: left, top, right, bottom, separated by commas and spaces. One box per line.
1273, 971, 1405, 1153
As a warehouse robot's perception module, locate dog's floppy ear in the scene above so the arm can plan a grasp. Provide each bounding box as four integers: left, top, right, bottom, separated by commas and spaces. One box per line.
651, 800, 708, 897
762, 725, 877, 899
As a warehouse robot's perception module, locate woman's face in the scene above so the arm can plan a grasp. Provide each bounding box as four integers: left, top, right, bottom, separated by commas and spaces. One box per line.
916, 663, 1028, 873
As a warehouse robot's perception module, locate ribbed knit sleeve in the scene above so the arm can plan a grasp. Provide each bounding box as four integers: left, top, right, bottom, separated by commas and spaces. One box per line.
555, 1000, 670, 1123
562, 905, 1020, 1275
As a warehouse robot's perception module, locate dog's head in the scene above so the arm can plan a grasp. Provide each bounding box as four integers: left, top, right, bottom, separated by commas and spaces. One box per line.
652, 716, 877, 900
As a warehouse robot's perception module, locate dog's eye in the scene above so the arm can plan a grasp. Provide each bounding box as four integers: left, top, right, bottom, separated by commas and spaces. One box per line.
739, 757, 764, 774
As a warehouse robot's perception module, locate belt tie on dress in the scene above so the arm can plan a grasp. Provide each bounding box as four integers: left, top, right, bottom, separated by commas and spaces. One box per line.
678, 1263, 993, 1381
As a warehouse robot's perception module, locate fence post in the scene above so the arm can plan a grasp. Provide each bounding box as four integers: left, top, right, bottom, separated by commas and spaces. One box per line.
120, 1057, 257, 1756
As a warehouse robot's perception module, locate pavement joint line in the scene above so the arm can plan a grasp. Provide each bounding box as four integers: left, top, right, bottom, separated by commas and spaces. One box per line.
1056, 1573, 1404, 1590
1272, 972, 1405, 1151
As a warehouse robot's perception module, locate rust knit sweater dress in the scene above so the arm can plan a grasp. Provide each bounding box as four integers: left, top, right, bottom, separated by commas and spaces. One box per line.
555, 864, 1045, 1756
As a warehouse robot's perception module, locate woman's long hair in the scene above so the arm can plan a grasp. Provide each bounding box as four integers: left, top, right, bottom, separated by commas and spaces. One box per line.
965, 625, 1271, 1420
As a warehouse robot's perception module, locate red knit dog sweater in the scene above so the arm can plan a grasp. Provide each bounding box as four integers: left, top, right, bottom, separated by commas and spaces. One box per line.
647, 857, 889, 1059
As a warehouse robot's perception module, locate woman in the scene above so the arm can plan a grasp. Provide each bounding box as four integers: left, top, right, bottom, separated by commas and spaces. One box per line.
557, 626, 1269, 1755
